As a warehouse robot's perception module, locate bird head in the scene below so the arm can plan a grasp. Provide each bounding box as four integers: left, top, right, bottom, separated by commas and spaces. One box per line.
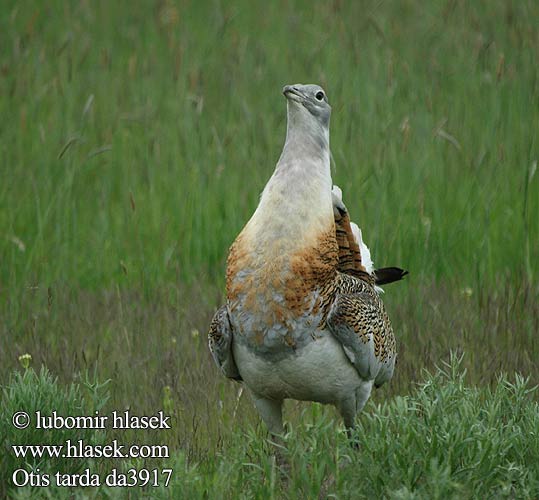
282, 84, 331, 146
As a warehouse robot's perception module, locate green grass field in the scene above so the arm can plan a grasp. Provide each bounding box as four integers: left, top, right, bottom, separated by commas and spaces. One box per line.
1, 0, 538, 497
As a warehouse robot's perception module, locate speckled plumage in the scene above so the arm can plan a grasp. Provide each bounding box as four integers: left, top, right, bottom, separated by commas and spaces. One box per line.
208, 84, 402, 437
328, 273, 396, 388
208, 305, 241, 380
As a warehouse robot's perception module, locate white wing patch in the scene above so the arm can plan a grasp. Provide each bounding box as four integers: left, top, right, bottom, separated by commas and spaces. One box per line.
332, 184, 384, 293
350, 222, 374, 275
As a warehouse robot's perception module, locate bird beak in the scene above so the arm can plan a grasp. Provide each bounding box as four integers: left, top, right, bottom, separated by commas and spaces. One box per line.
283, 85, 303, 102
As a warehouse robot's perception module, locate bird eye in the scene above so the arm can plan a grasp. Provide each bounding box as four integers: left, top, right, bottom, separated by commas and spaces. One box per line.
315, 91, 324, 101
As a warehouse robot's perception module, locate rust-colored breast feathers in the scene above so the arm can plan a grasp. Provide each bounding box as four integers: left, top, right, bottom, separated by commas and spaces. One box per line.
226, 224, 339, 327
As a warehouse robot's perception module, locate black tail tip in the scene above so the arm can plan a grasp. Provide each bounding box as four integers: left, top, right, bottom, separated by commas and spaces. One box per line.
374, 267, 409, 285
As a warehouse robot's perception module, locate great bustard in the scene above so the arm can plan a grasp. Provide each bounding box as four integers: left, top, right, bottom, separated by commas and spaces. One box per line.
209, 84, 407, 441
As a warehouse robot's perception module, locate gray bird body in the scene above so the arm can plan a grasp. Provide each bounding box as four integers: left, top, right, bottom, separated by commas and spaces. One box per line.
208, 84, 399, 436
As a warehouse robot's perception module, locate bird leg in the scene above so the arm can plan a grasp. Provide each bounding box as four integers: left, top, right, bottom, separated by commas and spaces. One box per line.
253, 396, 284, 435
340, 405, 361, 449
338, 385, 373, 450
252, 396, 290, 473
345, 425, 361, 450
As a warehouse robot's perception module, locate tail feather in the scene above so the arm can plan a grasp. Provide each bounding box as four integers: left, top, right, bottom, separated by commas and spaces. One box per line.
332, 186, 370, 279
374, 267, 409, 285
332, 185, 408, 288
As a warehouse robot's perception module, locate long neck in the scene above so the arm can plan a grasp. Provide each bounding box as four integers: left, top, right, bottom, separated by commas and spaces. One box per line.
244, 111, 333, 251
277, 106, 330, 171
